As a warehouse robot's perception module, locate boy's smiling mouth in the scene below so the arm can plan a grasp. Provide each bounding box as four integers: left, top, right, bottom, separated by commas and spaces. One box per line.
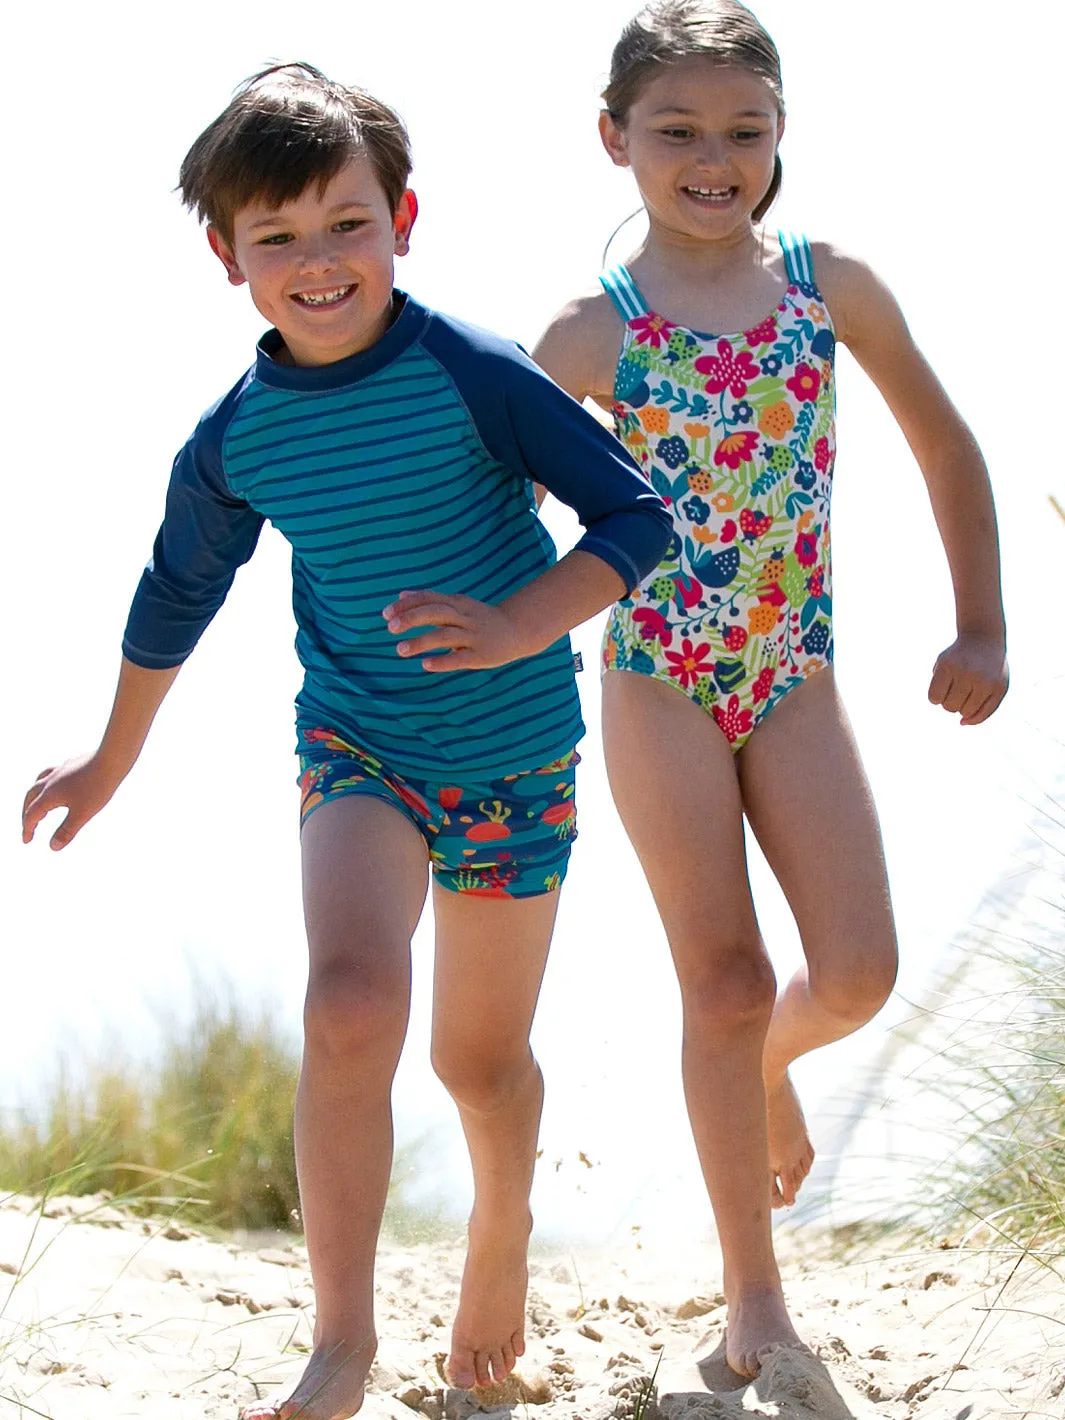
291, 284, 356, 308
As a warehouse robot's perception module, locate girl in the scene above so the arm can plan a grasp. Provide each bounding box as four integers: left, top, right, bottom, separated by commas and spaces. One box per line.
534, 0, 1008, 1377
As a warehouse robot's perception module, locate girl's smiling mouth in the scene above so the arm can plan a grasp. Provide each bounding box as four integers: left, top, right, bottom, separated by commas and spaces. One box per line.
682, 184, 738, 204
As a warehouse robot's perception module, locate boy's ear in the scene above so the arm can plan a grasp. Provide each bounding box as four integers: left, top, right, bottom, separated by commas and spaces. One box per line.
207, 227, 247, 287
599, 110, 630, 169
393, 190, 418, 257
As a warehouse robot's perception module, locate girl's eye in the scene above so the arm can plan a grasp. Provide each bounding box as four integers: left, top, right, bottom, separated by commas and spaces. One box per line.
661, 127, 694, 140
733, 129, 765, 142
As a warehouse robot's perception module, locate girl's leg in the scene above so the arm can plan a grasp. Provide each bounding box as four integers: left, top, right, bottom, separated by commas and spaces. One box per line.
602, 671, 800, 1378
737, 669, 898, 1207
243, 794, 428, 1420
429, 885, 559, 1389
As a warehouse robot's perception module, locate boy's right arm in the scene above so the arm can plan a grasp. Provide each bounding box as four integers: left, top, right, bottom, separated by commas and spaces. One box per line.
22, 658, 181, 849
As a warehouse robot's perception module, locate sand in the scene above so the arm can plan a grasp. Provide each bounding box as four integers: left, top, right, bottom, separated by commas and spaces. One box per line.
0, 1193, 1059, 1419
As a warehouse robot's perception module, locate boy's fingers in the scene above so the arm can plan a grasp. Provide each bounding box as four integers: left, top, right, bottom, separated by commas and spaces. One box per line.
21, 789, 54, 842
389, 601, 470, 633
50, 811, 82, 851
961, 690, 1000, 726
23, 770, 55, 816
397, 628, 466, 657
927, 661, 952, 706
422, 650, 479, 672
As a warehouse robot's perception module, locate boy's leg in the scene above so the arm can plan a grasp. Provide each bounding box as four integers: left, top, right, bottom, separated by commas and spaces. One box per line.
737, 668, 898, 1208
243, 794, 428, 1420
430, 885, 559, 1389
601, 670, 800, 1379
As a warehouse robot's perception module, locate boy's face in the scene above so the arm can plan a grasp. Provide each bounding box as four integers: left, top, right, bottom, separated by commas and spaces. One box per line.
209, 155, 416, 367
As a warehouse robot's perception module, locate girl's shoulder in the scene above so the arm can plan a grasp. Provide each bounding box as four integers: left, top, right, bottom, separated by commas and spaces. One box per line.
804, 239, 901, 349
534, 283, 626, 405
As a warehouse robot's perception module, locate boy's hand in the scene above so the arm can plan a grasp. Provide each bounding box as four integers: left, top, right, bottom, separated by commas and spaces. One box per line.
928, 633, 1009, 726
383, 590, 541, 671
22, 754, 125, 850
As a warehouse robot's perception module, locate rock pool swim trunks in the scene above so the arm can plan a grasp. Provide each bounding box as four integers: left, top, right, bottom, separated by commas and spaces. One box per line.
298, 726, 578, 898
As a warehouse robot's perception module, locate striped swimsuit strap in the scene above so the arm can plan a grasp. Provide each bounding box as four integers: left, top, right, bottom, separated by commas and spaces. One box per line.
598, 229, 816, 319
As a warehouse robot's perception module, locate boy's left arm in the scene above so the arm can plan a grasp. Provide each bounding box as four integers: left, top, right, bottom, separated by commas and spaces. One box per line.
820, 246, 1009, 725
385, 340, 671, 670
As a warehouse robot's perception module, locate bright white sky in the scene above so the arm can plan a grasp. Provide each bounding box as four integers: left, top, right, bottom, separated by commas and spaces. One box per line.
4, 0, 1063, 1243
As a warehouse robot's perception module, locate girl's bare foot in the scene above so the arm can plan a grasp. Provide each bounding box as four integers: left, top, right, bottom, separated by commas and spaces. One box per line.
726, 1286, 803, 1378
765, 1072, 815, 1207
240, 1334, 376, 1420
446, 1212, 530, 1389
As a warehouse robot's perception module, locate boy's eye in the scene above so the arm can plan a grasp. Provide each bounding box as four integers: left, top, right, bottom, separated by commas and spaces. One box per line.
334, 219, 366, 233
258, 233, 293, 246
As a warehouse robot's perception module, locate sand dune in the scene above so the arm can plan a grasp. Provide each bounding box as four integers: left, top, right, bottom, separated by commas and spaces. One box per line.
0, 1193, 1059, 1419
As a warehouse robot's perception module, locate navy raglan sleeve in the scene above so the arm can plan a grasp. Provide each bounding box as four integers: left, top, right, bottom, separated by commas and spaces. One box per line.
122, 381, 265, 669
421, 316, 672, 592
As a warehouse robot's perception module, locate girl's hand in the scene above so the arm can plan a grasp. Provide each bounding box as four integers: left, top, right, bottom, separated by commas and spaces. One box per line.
22, 754, 126, 849
383, 590, 540, 671
928, 634, 1009, 726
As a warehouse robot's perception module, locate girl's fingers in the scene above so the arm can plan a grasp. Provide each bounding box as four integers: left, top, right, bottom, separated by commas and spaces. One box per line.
927, 661, 953, 707
961, 690, 1000, 726
23, 773, 53, 818
50, 810, 82, 851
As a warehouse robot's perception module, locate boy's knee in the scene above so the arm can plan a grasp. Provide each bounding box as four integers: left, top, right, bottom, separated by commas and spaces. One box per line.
303, 959, 408, 1062
683, 946, 777, 1037
431, 1042, 539, 1116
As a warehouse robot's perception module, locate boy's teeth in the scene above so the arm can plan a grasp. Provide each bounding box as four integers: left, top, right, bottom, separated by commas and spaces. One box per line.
295, 285, 353, 306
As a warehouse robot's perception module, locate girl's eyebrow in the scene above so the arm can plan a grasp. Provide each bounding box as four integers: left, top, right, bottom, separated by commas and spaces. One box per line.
650, 105, 774, 119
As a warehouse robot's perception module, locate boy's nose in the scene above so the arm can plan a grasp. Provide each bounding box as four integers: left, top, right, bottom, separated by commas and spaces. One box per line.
297, 237, 341, 273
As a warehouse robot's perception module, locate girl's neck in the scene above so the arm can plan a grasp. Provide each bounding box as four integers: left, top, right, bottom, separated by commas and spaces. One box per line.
635, 218, 764, 278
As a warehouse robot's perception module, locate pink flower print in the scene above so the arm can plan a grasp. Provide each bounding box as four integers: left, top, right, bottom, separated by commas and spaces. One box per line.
795, 532, 818, 567
814, 436, 831, 472
720, 518, 738, 543
752, 666, 775, 704
786, 362, 821, 403
744, 316, 778, 346
630, 313, 677, 348
713, 430, 760, 470
696, 340, 761, 398
665, 638, 713, 689
713, 693, 754, 744
633, 606, 674, 648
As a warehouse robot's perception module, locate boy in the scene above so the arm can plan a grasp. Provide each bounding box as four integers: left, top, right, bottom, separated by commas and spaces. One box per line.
21, 64, 670, 1420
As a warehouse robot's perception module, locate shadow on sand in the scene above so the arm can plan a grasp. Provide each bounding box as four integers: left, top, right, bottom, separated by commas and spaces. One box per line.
657, 1335, 870, 1419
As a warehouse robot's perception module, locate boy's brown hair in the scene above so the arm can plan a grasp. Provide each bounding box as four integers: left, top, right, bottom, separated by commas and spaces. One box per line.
179, 63, 412, 243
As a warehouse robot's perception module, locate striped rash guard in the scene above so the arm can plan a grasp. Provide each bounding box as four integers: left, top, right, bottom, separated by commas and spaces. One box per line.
123, 293, 671, 780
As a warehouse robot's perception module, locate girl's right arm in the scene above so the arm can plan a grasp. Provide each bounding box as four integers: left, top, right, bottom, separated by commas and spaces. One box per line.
22, 659, 181, 849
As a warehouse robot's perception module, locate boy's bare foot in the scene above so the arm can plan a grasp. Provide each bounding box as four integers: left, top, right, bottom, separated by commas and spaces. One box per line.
240, 1334, 375, 1420
765, 1072, 814, 1208
726, 1286, 803, 1378
447, 1212, 530, 1389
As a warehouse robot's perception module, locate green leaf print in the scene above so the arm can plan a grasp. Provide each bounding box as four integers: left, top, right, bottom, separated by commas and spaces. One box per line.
779, 555, 808, 608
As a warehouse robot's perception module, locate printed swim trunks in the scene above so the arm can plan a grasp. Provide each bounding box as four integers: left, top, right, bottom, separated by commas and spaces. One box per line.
297, 726, 578, 898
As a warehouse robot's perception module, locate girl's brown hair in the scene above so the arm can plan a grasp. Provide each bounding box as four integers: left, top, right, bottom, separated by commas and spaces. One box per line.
603, 0, 784, 222
180, 63, 412, 244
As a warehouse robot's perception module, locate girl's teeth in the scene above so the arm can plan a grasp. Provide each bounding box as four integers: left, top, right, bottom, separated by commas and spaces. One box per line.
687, 186, 733, 199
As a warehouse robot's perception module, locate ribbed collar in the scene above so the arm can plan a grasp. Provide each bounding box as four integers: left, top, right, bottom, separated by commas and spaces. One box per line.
253, 291, 430, 391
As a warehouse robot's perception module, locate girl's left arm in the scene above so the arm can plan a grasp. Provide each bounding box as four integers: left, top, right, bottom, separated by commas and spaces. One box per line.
818, 247, 1008, 725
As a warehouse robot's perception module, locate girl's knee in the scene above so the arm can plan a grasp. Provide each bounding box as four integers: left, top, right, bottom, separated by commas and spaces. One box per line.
810, 938, 898, 1022
431, 1042, 540, 1116
303, 959, 408, 1062
682, 946, 777, 1036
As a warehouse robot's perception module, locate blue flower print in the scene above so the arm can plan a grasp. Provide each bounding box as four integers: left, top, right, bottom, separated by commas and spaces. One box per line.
682, 496, 710, 525
657, 435, 689, 469
801, 622, 830, 656
760, 353, 783, 376
794, 460, 816, 490
732, 401, 754, 424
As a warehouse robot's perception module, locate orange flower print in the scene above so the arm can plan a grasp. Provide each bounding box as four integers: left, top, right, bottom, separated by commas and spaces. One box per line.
712, 491, 735, 513
639, 406, 670, 435
758, 401, 794, 439
692, 526, 717, 544
684, 422, 711, 439
748, 603, 780, 636
808, 303, 826, 324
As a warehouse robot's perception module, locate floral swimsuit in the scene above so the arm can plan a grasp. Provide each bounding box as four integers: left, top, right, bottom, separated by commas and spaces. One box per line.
600, 232, 836, 751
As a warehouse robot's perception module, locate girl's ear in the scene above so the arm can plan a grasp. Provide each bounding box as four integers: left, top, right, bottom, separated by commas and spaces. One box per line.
599, 109, 631, 169
207, 227, 247, 287
393, 190, 418, 256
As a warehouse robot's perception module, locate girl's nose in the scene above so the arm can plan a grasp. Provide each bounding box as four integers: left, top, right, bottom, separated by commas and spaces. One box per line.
693, 136, 730, 172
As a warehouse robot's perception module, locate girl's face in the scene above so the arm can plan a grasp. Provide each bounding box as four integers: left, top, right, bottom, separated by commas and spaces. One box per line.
601, 58, 783, 242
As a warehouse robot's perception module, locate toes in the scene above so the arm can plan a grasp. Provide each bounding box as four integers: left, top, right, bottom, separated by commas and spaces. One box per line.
473, 1349, 493, 1388
512, 1329, 526, 1359
501, 1342, 516, 1375
446, 1350, 477, 1390
770, 1173, 786, 1209
488, 1348, 507, 1383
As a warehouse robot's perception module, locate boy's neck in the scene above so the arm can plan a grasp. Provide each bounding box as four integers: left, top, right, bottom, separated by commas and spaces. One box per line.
275, 290, 402, 368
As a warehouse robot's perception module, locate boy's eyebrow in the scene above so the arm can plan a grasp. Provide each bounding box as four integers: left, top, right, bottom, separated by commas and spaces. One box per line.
245, 201, 377, 232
